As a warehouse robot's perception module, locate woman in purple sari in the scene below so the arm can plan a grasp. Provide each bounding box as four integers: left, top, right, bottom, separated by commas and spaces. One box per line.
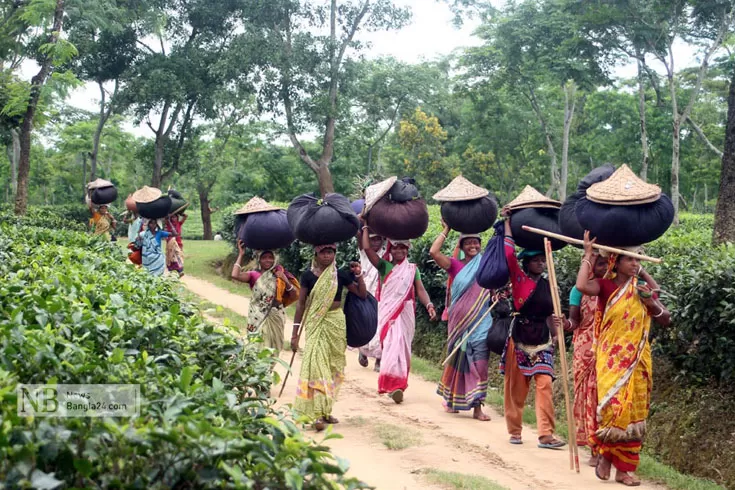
430, 221, 493, 421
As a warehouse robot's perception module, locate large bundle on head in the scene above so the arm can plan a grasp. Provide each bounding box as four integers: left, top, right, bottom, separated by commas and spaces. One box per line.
87, 178, 118, 205
559, 164, 615, 245
287, 193, 359, 245
575, 164, 674, 247
351, 199, 365, 215
364, 177, 429, 240
344, 292, 378, 348
133, 186, 171, 219
507, 185, 565, 251
167, 189, 189, 215
434, 175, 498, 234
235, 197, 294, 250
475, 220, 510, 290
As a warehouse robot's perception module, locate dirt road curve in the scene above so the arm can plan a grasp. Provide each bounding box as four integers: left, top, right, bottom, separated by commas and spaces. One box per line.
182, 276, 665, 490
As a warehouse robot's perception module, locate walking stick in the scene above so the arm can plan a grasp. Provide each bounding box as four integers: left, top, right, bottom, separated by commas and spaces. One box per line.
441, 299, 499, 366
277, 322, 304, 398
544, 238, 580, 473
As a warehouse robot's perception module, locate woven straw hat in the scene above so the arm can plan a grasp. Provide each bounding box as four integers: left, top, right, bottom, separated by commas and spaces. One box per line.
364, 176, 397, 214
432, 175, 489, 202
506, 185, 561, 210
132, 186, 163, 204
586, 164, 661, 205
87, 178, 113, 190
233, 196, 282, 215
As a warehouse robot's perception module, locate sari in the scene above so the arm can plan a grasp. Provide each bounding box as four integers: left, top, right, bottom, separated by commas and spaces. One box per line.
592, 277, 652, 472
90, 212, 112, 240
246, 257, 299, 352
377, 259, 417, 394
437, 254, 493, 410
165, 237, 184, 273
294, 262, 347, 420
573, 294, 600, 448
140, 228, 169, 276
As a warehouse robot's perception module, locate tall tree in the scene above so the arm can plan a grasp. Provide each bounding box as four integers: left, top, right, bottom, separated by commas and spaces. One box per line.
714, 60, 735, 244
245, 0, 411, 197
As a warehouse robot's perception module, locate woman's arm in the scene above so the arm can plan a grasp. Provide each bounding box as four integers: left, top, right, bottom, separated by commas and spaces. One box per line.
361, 227, 381, 268
637, 282, 672, 327
180, 214, 188, 224
414, 277, 437, 320
291, 286, 309, 352
346, 262, 368, 298
576, 231, 601, 296
275, 267, 297, 301
429, 220, 452, 270
638, 267, 660, 292
569, 305, 581, 331
502, 206, 512, 237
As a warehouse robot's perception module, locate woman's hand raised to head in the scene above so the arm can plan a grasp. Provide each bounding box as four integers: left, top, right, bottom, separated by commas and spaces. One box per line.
500, 206, 512, 219
583, 230, 596, 258
237, 239, 246, 256
349, 261, 362, 278
440, 218, 450, 234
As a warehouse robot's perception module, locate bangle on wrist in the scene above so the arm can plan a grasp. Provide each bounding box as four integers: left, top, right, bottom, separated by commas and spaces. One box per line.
653, 307, 664, 318
439, 233, 447, 239
581, 259, 592, 269
234, 263, 241, 269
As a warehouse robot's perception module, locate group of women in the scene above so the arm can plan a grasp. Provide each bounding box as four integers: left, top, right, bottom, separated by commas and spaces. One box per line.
228, 205, 670, 487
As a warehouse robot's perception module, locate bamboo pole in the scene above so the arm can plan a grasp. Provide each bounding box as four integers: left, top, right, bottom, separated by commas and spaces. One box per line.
441, 300, 498, 366
278, 322, 304, 398
521, 226, 662, 263
545, 238, 580, 473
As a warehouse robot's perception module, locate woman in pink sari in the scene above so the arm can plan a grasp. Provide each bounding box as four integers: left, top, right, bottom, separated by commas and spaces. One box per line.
361, 226, 437, 404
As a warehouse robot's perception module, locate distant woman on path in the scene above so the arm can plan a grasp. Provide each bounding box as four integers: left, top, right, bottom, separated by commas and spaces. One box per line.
88, 203, 116, 241
361, 226, 437, 404
165, 214, 187, 276
357, 229, 388, 371
501, 207, 566, 449
140, 219, 175, 277
430, 220, 492, 421
231, 239, 299, 353
576, 231, 670, 487
291, 244, 367, 431
568, 253, 608, 466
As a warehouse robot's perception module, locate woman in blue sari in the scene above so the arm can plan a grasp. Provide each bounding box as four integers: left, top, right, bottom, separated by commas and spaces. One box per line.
430, 221, 493, 421
140, 219, 175, 277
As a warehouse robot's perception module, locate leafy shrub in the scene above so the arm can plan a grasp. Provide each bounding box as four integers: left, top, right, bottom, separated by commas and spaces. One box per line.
0, 224, 367, 489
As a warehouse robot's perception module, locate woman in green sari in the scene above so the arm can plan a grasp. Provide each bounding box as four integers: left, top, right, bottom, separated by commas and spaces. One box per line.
291, 244, 367, 431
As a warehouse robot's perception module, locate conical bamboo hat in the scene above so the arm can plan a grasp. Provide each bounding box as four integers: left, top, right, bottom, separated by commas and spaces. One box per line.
87, 178, 114, 190
433, 175, 489, 202
507, 185, 561, 210
233, 196, 282, 215
586, 164, 662, 205
364, 176, 397, 214
132, 186, 163, 204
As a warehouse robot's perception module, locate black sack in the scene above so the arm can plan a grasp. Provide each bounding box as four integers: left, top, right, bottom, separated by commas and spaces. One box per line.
575, 195, 675, 247
388, 177, 420, 203
368, 197, 429, 240
167, 189, 184, 200
559, 191, 586, 247
137, 196, 172, 220
476, 220, 510, 290
487, 316, 512, 355
510, 207, 566, 251
287, 193, 360, 245
238, 210, 295, 250
91, 186, 118, 205
578, 164, 615, 193
441, 196, 498, 234
344, 292, 378, 348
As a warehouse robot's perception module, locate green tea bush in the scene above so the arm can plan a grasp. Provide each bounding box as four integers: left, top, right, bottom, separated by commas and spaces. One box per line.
0, 224, 366, 489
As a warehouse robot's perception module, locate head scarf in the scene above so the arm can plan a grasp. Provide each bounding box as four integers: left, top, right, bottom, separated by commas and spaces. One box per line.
517, 249, 543, 261
388, 239, 411, 249
314, 243, 337, 254
255, 250, 278, 271
458, 233, 481, 248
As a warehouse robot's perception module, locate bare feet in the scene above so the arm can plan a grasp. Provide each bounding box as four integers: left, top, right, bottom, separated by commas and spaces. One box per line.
373, 360, 381, 373
615, 470, 641, 487
537, 435, 566, 449
324, 415, 339, 424
596, 456, 611, 481
472, 406, 491, 421
389, 389, 404, 404
444, 405, 459, 414
587, 454, 599, 467
313, 419, 326, 432
358, 353, 368, 367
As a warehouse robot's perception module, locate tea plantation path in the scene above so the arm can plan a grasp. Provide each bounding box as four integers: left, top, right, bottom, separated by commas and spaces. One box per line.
181, 276, 667, 490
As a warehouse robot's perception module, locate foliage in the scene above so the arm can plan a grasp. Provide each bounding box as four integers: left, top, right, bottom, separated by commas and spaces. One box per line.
0, 223, 368, 489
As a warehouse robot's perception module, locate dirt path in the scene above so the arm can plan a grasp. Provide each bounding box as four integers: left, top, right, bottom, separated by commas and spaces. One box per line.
183, 277, 665, 490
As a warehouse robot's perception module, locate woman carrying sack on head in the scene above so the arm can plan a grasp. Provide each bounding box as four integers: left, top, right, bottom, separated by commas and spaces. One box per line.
576, 232, 670, 487
430, 219, 492, 421
501, 207, 566, 449
291, 244, 367, 431
361, 227, 437, 404
88, 203, 117, 241
140, 219, 175, 277
568, 252, 608, 467
232, 239, 299, 353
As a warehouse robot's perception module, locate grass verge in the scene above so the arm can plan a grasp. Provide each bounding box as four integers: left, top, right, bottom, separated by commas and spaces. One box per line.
422, 469, 509, 490
373, 423, 422, 450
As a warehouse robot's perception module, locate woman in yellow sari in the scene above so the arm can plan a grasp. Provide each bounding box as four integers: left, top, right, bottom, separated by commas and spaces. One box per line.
576, 231, 670, 487
290, 244, 367, 431
88, 204, 116, 240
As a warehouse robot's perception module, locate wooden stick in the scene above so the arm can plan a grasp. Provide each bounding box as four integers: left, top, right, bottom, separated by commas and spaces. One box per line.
545, 238, 580, 473
278, 322, 304, 398
522, 226, 662, 263
441, 300, 498, 366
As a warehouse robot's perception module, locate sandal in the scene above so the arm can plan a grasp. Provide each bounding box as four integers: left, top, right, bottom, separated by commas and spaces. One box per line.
358, 353, 368, 368
596, 456, 611, 481
537, 436, 567, 449
616, 472, 641, 487
324, 415, 339, 424
313, 419, 326, 432
509, 435, 523, 445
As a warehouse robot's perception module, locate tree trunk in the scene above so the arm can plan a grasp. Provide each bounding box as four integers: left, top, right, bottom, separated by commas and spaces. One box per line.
14, 0, 65, 215
199, 188, 213, 240
316, 163, 335, 197
671, 117, 681, 220
90, 82, 107, 180
637, 55, 650, 180
713, 66, 735, 245
82, 153, 87, 201
526, 86, 559, 197
7, 128, 19, 197
560, 81, 576, 201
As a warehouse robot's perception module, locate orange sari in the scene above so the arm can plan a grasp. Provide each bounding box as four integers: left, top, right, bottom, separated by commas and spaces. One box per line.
573, 294, 600, 449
